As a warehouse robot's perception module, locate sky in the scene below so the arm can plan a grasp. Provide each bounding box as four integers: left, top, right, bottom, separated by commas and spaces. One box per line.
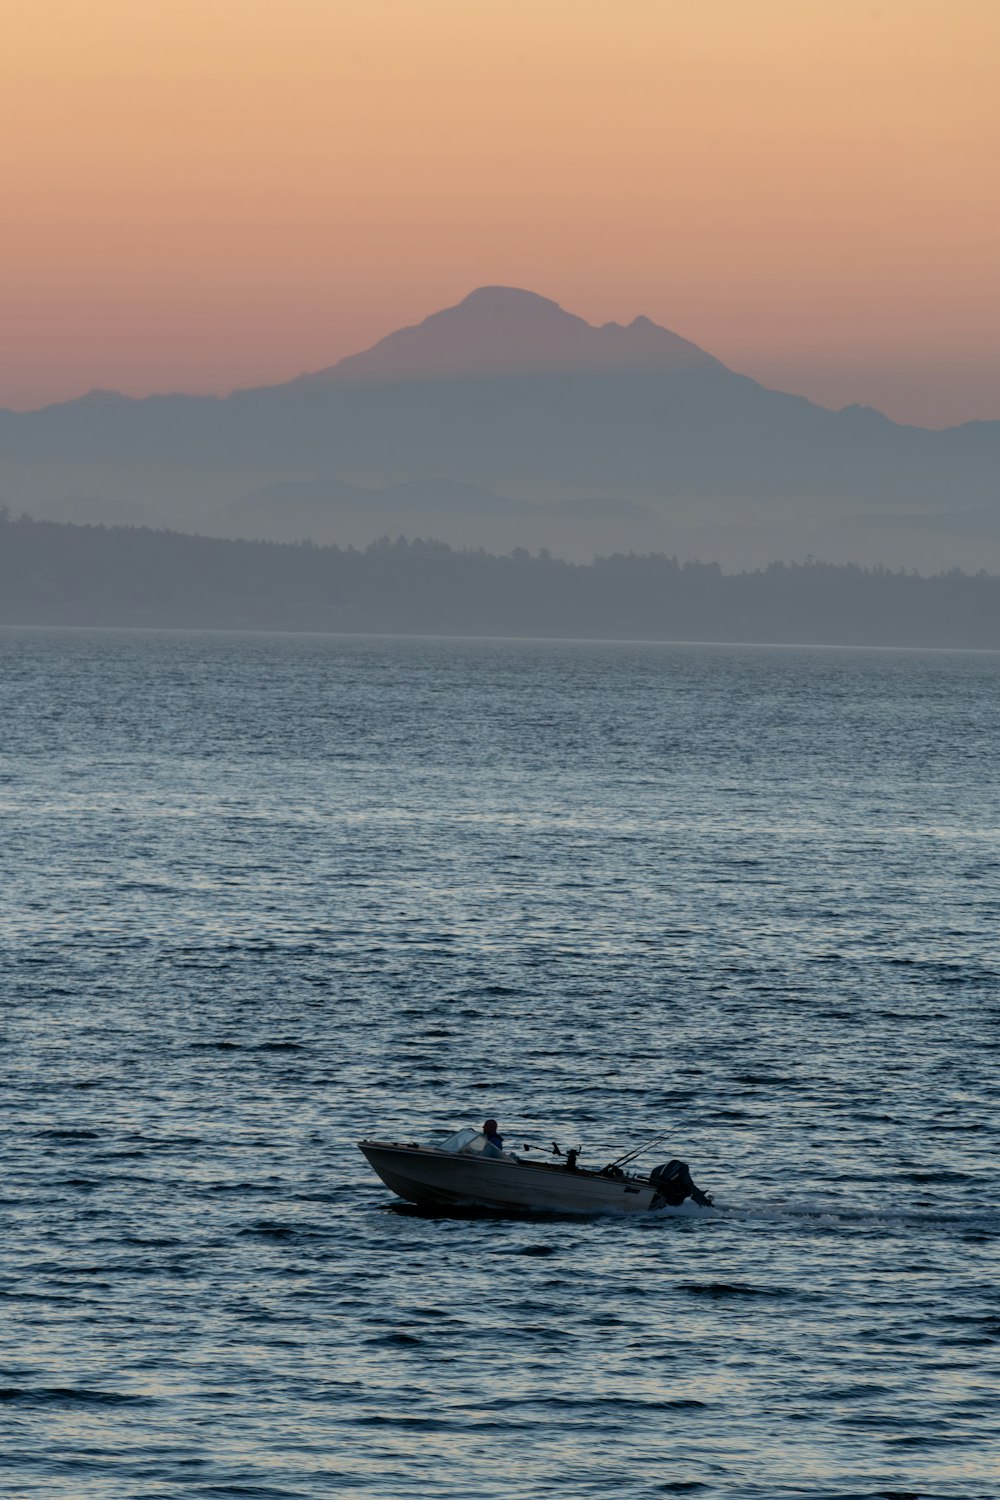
2, 0, 998, 425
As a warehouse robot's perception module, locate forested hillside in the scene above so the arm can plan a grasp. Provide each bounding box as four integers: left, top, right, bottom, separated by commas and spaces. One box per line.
2, 512, 998, 648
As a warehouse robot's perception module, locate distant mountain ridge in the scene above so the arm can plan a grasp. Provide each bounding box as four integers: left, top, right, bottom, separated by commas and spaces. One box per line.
218, 474, 661, 554
293, 286, 723, 384
1, 287, 998, 571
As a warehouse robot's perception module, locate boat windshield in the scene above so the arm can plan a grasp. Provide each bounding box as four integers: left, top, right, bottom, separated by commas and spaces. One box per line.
437, 1127, 487, 1154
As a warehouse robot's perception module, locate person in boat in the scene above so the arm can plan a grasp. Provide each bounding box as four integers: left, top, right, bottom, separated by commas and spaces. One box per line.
482, 1118, 505, 1155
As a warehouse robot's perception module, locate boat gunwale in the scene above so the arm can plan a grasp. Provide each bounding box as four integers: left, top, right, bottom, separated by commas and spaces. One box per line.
357, 1138, 651, 1186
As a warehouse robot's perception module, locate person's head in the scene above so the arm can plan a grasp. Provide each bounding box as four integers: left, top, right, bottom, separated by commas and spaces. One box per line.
483, 1118, 498, 1136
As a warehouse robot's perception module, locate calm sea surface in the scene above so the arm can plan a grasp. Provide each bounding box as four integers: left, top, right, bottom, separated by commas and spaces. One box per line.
1, 629, 998, 1500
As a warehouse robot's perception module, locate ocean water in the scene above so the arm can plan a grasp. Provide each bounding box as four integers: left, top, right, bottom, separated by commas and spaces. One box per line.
1, 628, 998, 1500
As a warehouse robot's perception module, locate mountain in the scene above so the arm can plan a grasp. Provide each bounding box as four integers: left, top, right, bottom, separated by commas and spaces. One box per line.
216, 475, 666, 555
2, 287, 998, 569
294, 285, 722, 383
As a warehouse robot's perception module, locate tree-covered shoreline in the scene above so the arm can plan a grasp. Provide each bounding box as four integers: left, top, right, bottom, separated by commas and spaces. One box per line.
1, 512, 998, 649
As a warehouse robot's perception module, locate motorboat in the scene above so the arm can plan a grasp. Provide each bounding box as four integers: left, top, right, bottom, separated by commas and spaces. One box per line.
358, 1127, 714, 1215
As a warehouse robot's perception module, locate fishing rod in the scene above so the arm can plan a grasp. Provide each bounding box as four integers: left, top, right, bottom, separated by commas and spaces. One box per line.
519, 1139, 571, 1157
519, 1139, 582, 1173
519, 1132, 672, 1171
606, 1131, 672, 1171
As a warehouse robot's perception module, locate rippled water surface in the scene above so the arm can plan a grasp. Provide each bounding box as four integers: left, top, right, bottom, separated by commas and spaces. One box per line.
2, 629, 998, 1499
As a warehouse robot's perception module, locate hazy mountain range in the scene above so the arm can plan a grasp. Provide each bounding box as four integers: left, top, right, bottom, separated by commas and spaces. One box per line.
2, 286, 998, 569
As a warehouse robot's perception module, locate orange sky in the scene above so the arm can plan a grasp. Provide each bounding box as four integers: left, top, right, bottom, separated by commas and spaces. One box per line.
2, 0, 998, 423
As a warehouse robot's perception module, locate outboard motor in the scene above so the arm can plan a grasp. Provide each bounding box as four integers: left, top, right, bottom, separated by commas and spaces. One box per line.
649, 1159, 713, 1207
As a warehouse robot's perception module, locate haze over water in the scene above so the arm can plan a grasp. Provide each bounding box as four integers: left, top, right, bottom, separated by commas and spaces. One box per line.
2, 629, 998, 1499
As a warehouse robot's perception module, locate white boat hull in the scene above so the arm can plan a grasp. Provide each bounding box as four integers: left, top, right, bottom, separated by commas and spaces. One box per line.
359, 1140, 684, 1214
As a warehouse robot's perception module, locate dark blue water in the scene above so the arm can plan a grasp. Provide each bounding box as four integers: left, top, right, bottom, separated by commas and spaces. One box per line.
2, 629, 998, 1499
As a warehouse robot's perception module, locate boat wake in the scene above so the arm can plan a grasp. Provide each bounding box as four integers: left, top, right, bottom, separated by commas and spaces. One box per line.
701, 1195, 1000, 1234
